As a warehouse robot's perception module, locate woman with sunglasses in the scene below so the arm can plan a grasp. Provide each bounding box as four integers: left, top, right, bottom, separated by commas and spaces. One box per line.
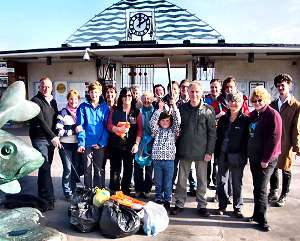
107, 87, 143, 195
247, 86, 282, 232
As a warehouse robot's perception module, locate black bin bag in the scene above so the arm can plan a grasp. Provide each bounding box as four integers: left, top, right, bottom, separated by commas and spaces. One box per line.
69, 187, 100, 233
99, 201, 140, 238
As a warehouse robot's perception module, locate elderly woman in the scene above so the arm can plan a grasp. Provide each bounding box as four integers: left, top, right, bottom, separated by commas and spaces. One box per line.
130, 84, 143, 109
134, 91, 155, 198
215, 92, 249, 218
247, 86, 282, 232
107, 87, 143, 195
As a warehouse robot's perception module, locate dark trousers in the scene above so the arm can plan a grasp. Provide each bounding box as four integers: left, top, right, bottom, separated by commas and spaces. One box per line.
102, 149, 112, 187
173, 159, 196, 190
270, 167, 291, 196
109, 149, 134, 195
58, 143, 82, 197
250, 159, 278, 224
31, 139, 55, 202
207, 159, 218, 186
217, 160, 244, 210
82, 147, 104, 189
134, 161, 153, 193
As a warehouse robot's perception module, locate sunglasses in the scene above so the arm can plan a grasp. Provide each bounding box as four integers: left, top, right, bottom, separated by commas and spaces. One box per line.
252, 99, 263, 103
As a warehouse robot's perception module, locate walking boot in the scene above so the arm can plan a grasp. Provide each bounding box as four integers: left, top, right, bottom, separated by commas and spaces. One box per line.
274, 194, 287, 207
268, 189, 279, 203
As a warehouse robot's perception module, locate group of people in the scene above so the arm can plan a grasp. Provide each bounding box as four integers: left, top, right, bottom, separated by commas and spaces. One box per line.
29, 73, 300, 233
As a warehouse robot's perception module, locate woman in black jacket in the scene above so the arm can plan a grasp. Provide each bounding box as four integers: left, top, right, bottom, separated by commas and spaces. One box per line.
107, 87, 143, 195
215, 92, 249, 218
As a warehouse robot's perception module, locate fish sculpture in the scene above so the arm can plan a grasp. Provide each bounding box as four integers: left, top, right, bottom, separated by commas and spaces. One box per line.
0, 81, 44, 194
0, 207, 65, 241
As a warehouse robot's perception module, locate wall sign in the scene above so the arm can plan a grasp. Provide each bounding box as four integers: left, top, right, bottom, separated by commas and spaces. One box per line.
56, 83, 66, 94
0, 62, 8, 76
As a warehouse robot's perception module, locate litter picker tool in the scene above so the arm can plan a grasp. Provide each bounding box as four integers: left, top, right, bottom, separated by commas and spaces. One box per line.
166, 58, 174, 114
167, 58, 173, 98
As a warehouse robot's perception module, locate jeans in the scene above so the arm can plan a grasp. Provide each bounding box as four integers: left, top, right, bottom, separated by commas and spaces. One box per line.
217, 159, 245, 211
109, 149, 134, 195
31, 138, 55, 202
153, 160, 174, 202
82, 147, 104, 189
58, 143, 81, 197
270, 167, 291, 196
250, 159, 278, 224
134, 161, 153, 193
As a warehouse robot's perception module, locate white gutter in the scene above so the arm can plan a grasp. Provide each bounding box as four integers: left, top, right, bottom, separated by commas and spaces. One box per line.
0, 46, 300, 58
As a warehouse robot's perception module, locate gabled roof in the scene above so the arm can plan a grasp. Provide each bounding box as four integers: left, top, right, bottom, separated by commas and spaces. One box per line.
65, 0, 224, 45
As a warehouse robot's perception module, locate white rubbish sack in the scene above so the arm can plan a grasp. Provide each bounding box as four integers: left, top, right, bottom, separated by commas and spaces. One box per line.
143, 201, 169, 236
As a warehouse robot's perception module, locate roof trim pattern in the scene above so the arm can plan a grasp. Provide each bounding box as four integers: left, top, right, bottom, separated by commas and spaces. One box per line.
65, 0, 224, 45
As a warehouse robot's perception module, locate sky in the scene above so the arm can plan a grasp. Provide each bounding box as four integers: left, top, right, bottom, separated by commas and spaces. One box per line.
1, 0, 300, 51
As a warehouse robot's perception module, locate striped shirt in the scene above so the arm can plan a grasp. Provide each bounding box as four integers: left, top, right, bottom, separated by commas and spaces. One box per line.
56, 108, 77, 143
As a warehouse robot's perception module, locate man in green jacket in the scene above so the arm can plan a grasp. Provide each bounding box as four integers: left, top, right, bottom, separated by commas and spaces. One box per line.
171, 81, 216, 217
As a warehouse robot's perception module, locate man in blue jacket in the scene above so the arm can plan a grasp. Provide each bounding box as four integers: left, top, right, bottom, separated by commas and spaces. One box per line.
77, 81, 109, 188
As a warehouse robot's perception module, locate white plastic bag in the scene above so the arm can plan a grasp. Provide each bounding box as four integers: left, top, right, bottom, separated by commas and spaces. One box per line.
143, 201, 169, 236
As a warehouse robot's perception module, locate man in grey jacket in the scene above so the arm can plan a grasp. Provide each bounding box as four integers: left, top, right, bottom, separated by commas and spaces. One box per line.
171, 81, 216, 217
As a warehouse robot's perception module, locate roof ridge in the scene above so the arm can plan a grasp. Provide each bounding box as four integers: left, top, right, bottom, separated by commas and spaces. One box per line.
65, 0, 224, 45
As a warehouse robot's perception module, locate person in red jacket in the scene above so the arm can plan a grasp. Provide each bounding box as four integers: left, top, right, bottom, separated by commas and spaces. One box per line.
211, 76, 249, 116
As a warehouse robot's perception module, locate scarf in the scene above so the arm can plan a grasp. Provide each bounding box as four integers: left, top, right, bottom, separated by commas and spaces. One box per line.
66, 104, 77, 123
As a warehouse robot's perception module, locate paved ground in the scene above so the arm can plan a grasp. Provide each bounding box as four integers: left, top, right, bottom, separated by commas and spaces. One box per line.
1, 126, 300, 241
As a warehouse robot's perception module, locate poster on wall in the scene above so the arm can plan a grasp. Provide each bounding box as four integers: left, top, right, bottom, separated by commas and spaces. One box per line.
0, 77, 8, 87
248, 81, 265, 107
55, 82, 68, 110
236, 81, 248, 97
0, 62, 8, 76
33, 80, 88, 110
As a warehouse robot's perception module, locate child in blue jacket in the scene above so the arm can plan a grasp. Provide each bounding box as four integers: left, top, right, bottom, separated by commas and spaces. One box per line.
77, 81, 109, 188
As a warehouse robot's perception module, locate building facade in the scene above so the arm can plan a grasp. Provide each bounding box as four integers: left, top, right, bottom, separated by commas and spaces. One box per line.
0, 0, 299, 109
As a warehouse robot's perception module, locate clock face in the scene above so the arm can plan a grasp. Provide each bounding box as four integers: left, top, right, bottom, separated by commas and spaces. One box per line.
129, 13, 151, 36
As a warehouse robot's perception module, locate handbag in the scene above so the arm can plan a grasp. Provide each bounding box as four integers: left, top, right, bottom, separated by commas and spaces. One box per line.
134, 135, 153, 167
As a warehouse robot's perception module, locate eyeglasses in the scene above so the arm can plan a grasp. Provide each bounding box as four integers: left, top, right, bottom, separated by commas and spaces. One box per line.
252, 99, 263, 103
123, 94, 132, 97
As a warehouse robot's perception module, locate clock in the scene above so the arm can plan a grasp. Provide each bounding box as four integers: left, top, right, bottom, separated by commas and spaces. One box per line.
129, 13, 151, 36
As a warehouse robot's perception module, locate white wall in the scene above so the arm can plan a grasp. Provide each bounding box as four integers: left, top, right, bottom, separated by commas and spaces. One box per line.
28, 61, 97, 99
27, 59, 300, 102
215, 59, 300, 100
